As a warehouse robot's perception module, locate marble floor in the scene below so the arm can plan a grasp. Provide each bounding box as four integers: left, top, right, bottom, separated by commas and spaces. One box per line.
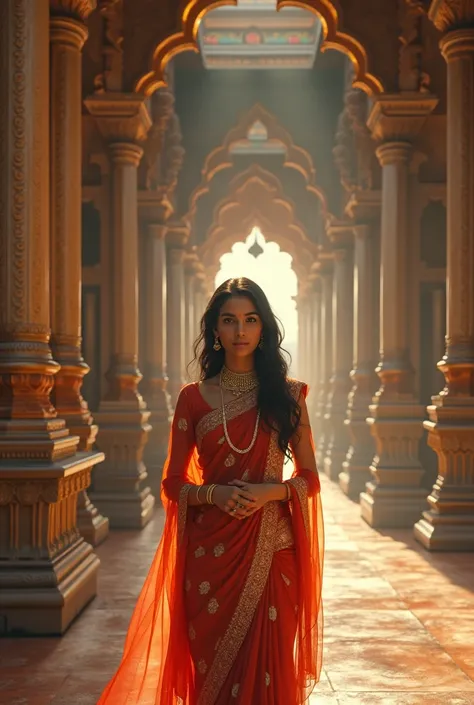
1, 475, 474, 705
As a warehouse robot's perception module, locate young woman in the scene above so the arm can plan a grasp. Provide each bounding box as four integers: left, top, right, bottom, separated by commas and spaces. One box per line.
97, 277, 324, 705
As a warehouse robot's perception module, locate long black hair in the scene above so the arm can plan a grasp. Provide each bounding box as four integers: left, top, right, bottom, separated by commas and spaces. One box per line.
192, 277, 301, 458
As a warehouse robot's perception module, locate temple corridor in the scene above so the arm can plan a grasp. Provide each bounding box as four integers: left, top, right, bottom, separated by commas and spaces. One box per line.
1, 474, 473, 705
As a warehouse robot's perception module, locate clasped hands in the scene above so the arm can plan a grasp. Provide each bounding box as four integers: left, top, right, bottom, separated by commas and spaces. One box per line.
212, 480, 277, 520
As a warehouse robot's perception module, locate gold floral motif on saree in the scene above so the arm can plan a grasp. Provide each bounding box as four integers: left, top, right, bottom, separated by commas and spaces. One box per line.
281, 573, 291, 586
178, 484, 193, 545
197, 430, 283, 705
195, 388, 258, 449
195, 546, 206, 558
288, 476, 310, 538
199, 581, 211, 595
231, 684, 240, 697
224, 453, 236, 467
178, 418, 188, 432
268, 606, 277, 621
213, 543, 225, 558
265, 672, 271, 686
207, 598, 219, 614
197, 659, 208, 675
185, 579, 191, 592
218, 436, 225, 445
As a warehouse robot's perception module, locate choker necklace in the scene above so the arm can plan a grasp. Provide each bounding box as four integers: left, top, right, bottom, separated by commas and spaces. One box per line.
220, 365, 258, 397
220, 368, 260, 454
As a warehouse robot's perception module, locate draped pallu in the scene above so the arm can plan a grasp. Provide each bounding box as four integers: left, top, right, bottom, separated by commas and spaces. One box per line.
97, 380, 324, 705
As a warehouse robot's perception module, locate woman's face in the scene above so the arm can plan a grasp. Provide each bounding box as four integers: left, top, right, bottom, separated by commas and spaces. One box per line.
215, 295, 263, 358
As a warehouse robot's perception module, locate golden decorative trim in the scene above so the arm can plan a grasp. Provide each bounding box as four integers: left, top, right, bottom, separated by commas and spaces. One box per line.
195, 387, 258, 448
274, 516, 294, 553
178, 483, 192, 545
288, 476, 310, 538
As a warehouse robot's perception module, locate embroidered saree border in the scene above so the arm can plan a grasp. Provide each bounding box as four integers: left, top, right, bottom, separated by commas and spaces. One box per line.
195, 388, 258, 448
197, 430, 284, 705
288, 476, 310, 538
178, 483, 193, 545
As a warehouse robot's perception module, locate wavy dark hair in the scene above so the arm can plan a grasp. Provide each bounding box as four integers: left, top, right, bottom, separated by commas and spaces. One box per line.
192, 277, 301, 458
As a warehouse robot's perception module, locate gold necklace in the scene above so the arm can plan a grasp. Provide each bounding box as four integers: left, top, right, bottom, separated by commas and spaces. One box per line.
220, 370, 260, 454
220, 365, 258, 397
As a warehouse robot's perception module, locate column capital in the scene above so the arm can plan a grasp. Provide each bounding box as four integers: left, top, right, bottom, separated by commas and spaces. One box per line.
326, 220, 354, 249
84, 93, 152, 145
148, 224, 167, 241
429, 0, 474, 33
440, 27, 474, 60
49, 15, 88, 49
375, 141, 413, 166
138, 190, 173, 223
166, 222, 189, 249
50, 0, 96, 21
109, 142, 143, 166
344, 189, 381, 222
314, 250, 334, 277
367, 93, 439, 143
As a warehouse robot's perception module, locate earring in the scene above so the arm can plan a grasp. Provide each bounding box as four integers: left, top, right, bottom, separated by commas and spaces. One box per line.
213, 335, 222, 351
258, 335, 264, 349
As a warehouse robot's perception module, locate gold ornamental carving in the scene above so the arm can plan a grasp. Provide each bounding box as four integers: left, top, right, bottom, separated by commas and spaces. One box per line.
85, 93, 152, 144
94, 0, 123, 93
398, 0, 431, 92
50, 0, 96, 20
429, 0, 474, 32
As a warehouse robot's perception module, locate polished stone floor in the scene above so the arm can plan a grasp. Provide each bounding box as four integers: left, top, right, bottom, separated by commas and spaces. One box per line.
1, 475, 474, 705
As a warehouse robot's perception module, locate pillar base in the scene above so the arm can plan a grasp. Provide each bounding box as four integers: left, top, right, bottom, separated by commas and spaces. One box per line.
339, 464, 372, 500
143, 386, 172, 499
324, 451, 346, 482
360, 482, 428, 528
414, 511, 474, 551
92, 401, 155, 529
0, 538, 99, 636
77, 490, 110, 546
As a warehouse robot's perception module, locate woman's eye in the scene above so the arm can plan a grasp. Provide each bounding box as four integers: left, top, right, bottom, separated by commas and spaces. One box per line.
223, 318, 233, 324
247, 317, 258, 323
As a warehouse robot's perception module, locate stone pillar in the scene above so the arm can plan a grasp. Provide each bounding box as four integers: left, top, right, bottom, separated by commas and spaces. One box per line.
362, 94, 438, 527
166, 223, 188, 406
85, 95, 154, 529
340, 192, 381, 499
415, 3, 474, 550
50, 0, 109, 547
323, 225, 354, 481
184, 252, 198, 376
307, 277, 322, 429
314, 257, 333, 465
142, 220, 172, 497
0, 0, 103, 635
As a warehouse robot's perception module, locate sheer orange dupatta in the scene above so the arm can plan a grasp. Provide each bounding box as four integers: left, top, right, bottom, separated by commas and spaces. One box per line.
97, 385, 202, 705
287, 383, 324, 702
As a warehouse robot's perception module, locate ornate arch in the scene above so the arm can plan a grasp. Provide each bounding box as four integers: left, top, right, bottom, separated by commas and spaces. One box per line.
198, 165, 318, 281
187, 103, 327, 226
135, 0, 385, 97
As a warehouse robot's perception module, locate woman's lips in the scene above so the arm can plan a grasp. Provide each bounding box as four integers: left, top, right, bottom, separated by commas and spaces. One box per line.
233, 342, 249, 346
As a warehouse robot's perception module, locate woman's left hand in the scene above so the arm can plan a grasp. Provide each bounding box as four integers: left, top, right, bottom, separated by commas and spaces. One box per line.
227, 480, 275, 519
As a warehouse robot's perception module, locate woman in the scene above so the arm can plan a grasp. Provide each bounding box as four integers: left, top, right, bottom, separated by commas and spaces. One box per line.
97, 277, 324, 705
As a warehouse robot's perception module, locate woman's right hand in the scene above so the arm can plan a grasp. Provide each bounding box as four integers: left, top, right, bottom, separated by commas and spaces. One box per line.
212, 484, 256, 520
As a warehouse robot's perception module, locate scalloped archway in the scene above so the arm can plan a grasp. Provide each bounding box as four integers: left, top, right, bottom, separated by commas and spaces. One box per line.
136, 0, 385, 97
198, 165, 318, 284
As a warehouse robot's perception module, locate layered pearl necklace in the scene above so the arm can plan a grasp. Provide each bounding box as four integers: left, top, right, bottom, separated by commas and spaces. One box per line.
220, 366, 260, 455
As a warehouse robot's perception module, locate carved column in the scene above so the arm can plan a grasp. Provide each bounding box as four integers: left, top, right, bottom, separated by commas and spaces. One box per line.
323, 225, 354, 481
50, 0, 109, 547
140, 211, 172, 497
166, 223, 189, 406
85, 94, 154, 529
315, 255, 334, 465
308, 276, 322, 429
340, 192, 381, 499
415, 3, 474, 550
184, 252, 198, 376
0, 0, 103, 635
362, 94, 438, 527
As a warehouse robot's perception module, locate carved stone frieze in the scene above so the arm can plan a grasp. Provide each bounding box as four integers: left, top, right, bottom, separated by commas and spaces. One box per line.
399, 0, 431, 92
333, 108, 357, 193
429, 0, 474, 32
94, 0, 123, 93
85, 93, 151, 144
49, 0, 96, 20
367, 93, 439, 142
140, 89, 175, 191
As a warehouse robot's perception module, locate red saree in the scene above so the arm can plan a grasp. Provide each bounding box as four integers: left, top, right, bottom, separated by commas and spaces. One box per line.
97, 380, 324, 705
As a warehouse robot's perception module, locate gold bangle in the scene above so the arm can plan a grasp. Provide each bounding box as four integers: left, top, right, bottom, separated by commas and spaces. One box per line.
196, 485, 203, 504
209, 484, 217, 505
206, 483, 217, 505
285, 482, 292, 501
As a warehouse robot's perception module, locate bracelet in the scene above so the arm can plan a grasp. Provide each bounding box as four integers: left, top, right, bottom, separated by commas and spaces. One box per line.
196, 485, 203, 504
208, 484, 217, 505
285, 482, 292, 502
206, 484, 217, 505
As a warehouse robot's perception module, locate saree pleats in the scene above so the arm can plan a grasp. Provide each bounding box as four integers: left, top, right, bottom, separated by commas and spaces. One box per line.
96, 380, 324, 705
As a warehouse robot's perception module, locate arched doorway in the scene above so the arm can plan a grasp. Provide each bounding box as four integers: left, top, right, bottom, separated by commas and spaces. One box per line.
215, 226, 298, 374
